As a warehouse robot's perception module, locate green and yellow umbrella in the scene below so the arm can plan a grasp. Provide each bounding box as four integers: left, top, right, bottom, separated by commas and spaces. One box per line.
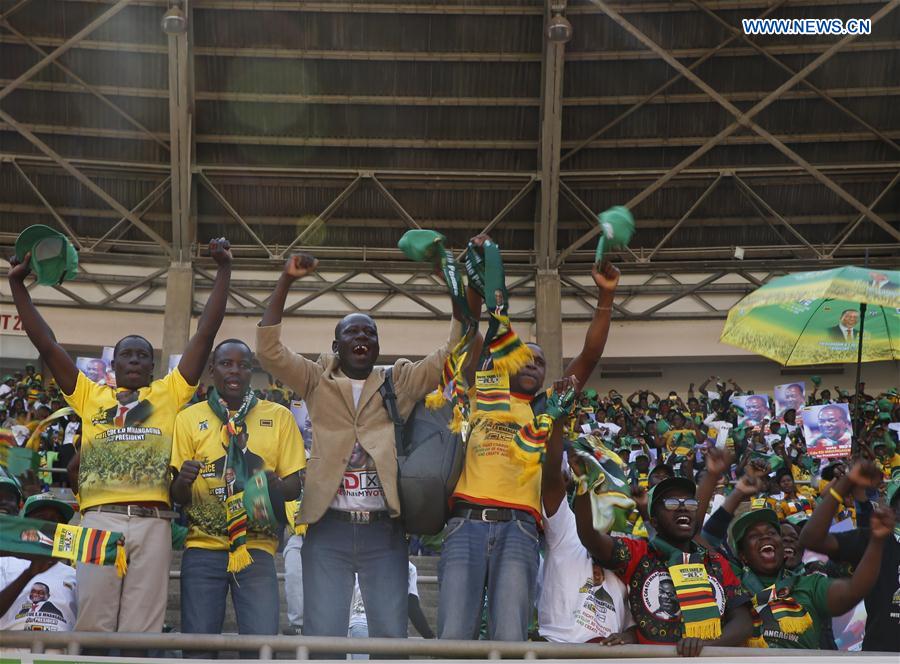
720, 266, 900, 366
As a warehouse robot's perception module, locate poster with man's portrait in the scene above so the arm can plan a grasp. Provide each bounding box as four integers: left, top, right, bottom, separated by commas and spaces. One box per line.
774, 382, 806, 416
801, 403, 853, 459
732, 394, 770, 426
76, 357, 109, 385
101, 346, 116, 388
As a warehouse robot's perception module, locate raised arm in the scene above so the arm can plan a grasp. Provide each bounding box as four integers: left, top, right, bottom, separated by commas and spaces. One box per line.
695, 446, 731, 521
177, 239, 232, 385
572, 491, 616, 566
7, 254, 78, 395
564, 261, 620, 388
824, 504, 893, 616
542, 378, 577, 517
799, 458, 881, 558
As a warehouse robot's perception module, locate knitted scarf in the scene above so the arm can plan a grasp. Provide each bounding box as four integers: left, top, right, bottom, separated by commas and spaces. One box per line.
0, 513, 127, 577
465, 239, 532, 376
740, 568, 813, 647
420, 236, 479, 430
509, 386, 576, 463
207, 387, 258, 573
649, 537, 722, 640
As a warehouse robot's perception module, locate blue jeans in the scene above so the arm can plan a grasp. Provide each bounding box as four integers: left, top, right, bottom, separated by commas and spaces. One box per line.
437, 516, 540, 641
181, 547, 279, 658
302, 513, 408, 656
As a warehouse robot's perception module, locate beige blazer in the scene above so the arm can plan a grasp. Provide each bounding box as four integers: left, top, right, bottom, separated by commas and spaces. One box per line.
256, 320, 461, 524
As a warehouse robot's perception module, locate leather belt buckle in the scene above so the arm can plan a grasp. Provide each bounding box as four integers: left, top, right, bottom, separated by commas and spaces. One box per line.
350, 510, 370, 525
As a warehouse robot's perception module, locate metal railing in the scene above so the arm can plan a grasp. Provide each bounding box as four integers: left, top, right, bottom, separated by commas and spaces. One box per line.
0, 631, 890, 660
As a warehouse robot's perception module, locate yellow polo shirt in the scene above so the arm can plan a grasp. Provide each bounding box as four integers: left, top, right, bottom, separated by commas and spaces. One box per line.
171, 399, 305, 555
63, 368, 196, 510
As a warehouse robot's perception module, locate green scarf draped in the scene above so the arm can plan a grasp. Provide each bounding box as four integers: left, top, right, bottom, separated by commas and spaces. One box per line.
740, 568, 813, 647
649, 537, 722, 640
207, 387, 258, 573
566, 435, 634, 534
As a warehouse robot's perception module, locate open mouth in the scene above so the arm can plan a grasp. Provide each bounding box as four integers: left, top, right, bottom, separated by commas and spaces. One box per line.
759, 543, 777, 562
352, 344, 370, 357
783, 547, 795, 558
225, 380, 242, 391
675, 515, 692, 527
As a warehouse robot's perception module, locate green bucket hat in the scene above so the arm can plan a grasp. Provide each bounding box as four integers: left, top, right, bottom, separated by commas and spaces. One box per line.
15, 225, 79, 286
0, 476, 22, 502
242, 471, 287, 529
397, 229, 446, 263
21, 492, 75, 522
595, 206, 635, 263
647, 476, 696, 516
728, 507, 779, 554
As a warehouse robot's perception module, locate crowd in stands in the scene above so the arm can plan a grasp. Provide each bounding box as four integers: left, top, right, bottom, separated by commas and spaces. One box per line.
2, 235, 899, 657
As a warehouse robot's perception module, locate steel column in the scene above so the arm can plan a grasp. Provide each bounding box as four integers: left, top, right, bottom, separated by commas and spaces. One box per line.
166, 0, 194, 260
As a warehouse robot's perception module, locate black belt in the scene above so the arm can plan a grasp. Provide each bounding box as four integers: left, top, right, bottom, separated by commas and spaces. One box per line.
325, 508, 392, 525
452, 503, 535, 524
85, 504, 177, 519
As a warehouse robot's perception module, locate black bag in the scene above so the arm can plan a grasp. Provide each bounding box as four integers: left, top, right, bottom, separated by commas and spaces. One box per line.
379, 368, 464, 535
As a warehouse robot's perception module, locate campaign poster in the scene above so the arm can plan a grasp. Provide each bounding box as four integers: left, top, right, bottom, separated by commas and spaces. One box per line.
801, 403, 853, 459
773, 382, 806, 416
705, 421, 733, 449
75, 357, 109, 385
101, 346, 116, 388
732, 394, 770, 426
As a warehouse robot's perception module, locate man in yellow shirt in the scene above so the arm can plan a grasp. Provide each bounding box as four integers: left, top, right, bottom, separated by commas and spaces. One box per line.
171, 340, 304, 656
438, 234, 620, 642
6, 239, 233, 639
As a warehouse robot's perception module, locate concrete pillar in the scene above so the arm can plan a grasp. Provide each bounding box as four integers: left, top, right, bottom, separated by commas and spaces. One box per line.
160, 261, 193, 376
535, 268, 563, 382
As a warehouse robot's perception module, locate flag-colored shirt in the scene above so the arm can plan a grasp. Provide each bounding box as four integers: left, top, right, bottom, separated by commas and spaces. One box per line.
451, 392, 542, 521
63, 369, 196, 510
171, 399, 305, 555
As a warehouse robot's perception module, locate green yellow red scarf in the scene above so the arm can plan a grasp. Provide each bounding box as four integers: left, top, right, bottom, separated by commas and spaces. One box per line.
741, 568, 812, 647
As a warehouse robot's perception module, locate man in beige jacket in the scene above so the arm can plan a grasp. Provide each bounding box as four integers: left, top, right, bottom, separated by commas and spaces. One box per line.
256, 253, 463, 646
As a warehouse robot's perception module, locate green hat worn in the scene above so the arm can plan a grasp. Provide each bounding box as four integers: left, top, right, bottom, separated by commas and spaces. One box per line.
583, 388, 598, 400
14, 224, 79, 286
21, 492, 74, 522
647, 476, 696, 516
242, 471, 287, 529
877, 398, 893, 413
728, 507, 779, 553
397, 229, 446, 263
594, 206, 635, 263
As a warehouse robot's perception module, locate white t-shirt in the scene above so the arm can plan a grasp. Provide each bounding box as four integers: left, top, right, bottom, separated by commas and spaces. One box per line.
538, 500, 633, 643
331, 379, 386, 512
349, 561, 418, 629
0, 557, 77, 632
62, 421, 80, 447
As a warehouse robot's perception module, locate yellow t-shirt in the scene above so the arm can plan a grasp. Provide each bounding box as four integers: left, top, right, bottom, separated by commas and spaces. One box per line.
451, 392, 542, 522
171, 399, 305, 555
63, 369, 196, 510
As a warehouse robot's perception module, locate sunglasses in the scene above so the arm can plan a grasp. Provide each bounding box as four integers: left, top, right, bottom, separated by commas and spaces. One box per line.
660, 497, 699, 511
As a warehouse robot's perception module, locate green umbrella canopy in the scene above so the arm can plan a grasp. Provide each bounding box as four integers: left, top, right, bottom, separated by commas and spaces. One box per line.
720, 266, 900, 366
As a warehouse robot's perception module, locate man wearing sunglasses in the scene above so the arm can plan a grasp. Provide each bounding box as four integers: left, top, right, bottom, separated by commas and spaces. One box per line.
574, 476, 752, 656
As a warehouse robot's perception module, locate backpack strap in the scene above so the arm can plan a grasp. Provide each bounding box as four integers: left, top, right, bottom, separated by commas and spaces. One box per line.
379, 367, 406, 457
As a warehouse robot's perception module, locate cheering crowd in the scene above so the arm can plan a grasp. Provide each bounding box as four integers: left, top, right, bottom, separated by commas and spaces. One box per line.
2, 234, 899, 657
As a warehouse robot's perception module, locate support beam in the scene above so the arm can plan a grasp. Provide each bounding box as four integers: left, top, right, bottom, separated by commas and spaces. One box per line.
558, 0, 900, 264
827, 170, 900, 256
0, 108, 173, 254
534, 1, 568, 382
166, 0, 194, 260
280, 175, 363, 257
160, 262, 193, 376
0, 0, 134, 103
196, 172, 273, 258
643, 175, 721, 261
11, 160, 85, 250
